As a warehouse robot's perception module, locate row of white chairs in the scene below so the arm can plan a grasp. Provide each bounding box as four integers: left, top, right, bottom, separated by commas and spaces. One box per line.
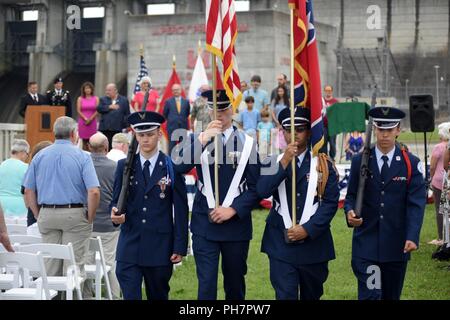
0, 251, 57, 300
4, 217, 27, 226
0, 236, 112, 300
5, 224, 28, 236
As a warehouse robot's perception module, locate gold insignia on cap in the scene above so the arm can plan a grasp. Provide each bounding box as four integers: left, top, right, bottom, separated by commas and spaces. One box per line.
138, 112, 146, 120
382, 108, 389, 116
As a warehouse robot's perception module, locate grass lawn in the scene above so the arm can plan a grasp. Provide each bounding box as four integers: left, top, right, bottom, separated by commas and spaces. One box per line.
169, 204, 450, 300
398, 129, 439, 144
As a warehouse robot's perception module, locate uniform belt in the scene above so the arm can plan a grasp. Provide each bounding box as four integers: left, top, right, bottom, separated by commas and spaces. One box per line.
40, 204, 84, 209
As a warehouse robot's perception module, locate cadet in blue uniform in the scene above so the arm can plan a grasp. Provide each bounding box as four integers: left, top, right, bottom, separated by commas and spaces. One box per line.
344, 106, 426, 300
110, 111, 189, 300
47, 77, 72, 117
174, 90, 260, 300
257, 107, 339, 300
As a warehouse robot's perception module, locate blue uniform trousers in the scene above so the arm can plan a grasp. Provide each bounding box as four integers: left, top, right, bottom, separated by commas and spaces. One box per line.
116, 262, 173, 300
351, 257, 408, 300
269, 257, 329, 300
192, 234, 249, 300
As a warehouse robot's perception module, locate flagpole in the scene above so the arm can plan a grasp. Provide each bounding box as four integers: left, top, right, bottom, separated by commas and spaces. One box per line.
290, 6, 297, 227
212, 54, 219, 209
139, 43, 144, 56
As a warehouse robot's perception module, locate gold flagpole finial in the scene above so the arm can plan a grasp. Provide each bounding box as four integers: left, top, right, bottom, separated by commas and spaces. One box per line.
172, 55, 176, 69
139, 43, 144, 56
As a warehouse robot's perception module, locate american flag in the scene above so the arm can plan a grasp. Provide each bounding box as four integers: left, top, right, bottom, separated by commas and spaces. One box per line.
289, 0, 324, 155
133, 54, 149, 94
205, 0, 242, 111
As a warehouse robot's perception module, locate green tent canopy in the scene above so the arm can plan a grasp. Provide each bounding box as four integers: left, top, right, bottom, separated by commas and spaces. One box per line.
326, 102, 370, 136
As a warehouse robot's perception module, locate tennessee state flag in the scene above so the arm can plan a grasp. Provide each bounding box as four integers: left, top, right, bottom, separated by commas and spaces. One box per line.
289, 0, 324, 155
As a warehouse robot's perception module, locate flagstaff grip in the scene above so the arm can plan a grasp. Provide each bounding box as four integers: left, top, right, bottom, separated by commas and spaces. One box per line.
114, 89, 150, 223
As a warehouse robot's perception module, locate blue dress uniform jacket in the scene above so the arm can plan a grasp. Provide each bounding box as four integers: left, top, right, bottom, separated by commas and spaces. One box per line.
257, 152, 340, 265
344, 146, 426, 262
174, 127, 260, 241
111, 151, 189, 266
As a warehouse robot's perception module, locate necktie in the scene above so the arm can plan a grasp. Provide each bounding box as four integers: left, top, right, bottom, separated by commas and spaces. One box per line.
33, 95, 38, 103
222, 133, 226, 146
143, 160, 151, 186
381, 155, 389, 183
176, 99, 181, 114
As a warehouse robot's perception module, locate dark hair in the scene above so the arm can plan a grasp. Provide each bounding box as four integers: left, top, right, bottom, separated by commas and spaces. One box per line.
31, 140, 52, 159
245, 96, 255, 103
261, 106, 271, 118
280, 73, 287, 80
250, 75, 261, 83
28, 81, 37, 87
81, 82, 95, 98
274, 85, 289, 106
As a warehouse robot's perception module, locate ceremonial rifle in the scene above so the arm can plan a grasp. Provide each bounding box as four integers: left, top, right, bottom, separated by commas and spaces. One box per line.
354, 85, 377, 218
116, 89, 150, 217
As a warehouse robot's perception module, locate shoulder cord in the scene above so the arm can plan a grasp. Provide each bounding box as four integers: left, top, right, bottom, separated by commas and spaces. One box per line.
317, 153, 330, 203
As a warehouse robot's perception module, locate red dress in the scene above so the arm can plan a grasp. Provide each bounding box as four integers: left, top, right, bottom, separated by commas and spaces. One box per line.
131, 90, 159, 112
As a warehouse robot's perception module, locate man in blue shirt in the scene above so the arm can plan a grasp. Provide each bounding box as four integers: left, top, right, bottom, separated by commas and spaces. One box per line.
243, 75, 270, 112
23, 116, 100, 279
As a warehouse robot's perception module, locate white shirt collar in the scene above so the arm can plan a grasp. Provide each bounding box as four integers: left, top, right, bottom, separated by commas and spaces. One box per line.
140, 150, 160, 172
375, 145, 395, 168
297, 150, 308, 168
222, 126, 234, 144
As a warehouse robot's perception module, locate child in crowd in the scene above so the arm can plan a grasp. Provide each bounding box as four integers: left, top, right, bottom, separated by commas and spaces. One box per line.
239, 96, 260, 138
257, 107, 275, 161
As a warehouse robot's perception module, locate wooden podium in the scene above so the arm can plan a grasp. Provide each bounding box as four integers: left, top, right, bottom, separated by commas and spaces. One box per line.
25, 105, 66, 152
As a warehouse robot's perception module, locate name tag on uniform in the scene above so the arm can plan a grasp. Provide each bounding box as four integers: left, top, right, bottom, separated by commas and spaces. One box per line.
392, 176, 407, 182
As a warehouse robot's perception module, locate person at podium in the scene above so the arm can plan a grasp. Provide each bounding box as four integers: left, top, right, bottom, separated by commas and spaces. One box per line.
19, 81, 48, 118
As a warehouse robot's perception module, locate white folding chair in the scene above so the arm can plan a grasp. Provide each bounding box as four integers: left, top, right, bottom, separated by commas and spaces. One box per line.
17, 243, 83, 300
0, 252, 57, 300
16, 218, 28, 226
9, 235, 42, 245
0, 244, 20, 290
4, 218, 17, 225
84, 237, 112, 300
6, 224, 27, 235
27, 223, 41, 236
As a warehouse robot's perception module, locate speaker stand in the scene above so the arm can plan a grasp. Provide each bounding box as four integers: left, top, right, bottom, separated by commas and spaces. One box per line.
424, 132, 429, 194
